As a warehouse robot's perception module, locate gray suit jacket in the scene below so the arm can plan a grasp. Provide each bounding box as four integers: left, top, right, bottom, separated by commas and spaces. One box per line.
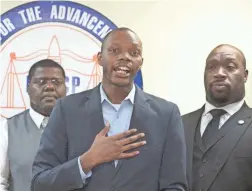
183, 104, 252, 191
31, 85, 188, 191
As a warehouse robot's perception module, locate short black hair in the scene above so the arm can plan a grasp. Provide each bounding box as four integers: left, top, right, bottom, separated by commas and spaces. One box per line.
206, 44, 246, 68
101, 27, 140, 52
28, 59, 66, 80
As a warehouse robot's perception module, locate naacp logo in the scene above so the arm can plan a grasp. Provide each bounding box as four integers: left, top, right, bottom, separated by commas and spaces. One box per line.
0, 1, 143, 118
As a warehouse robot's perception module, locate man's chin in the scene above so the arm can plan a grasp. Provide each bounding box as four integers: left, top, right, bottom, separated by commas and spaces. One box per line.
111, 79, 132, 87
42, 105, 54, 116
209, 93, 229, 105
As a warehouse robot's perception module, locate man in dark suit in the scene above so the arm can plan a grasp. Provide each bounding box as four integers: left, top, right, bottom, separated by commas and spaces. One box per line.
183, 44, 252, 191
31, 27, 188, 191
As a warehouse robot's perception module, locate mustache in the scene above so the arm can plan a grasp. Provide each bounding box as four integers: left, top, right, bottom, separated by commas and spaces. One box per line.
209, 80, 230, 87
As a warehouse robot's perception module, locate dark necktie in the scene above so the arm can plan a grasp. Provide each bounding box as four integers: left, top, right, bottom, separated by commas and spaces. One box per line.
202, 109, 227, 145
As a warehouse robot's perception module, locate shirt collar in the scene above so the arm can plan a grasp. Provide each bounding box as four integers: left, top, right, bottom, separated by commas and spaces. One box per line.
29, 107, 46, 129
100, 84, 136, 104
203, 99, 245, 116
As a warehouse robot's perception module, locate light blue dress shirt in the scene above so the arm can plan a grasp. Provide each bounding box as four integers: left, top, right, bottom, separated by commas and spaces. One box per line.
78, 84, 135, 182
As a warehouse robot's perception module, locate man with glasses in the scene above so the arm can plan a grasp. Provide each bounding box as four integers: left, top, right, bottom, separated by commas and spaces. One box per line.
0, 59, 66, 191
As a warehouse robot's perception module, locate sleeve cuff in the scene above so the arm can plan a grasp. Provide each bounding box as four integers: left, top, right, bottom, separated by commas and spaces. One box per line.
78, 157, 92, 183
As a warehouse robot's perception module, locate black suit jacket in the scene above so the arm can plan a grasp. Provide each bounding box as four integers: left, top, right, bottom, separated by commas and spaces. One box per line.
183, 103, 252, 191
31, 84, 188, 191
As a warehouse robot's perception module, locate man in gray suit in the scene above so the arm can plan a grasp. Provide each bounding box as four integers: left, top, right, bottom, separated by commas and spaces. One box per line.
31, 27, 188, 191
183, 44, 252, 191
0, 59, 66, 191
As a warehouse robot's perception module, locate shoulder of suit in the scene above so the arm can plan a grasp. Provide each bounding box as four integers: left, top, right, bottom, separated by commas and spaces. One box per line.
182, 108, 203, 119
7, 109, 29, 121
59, 88, 93, 104
142, 91, 176, 109
7, 110, 29, 131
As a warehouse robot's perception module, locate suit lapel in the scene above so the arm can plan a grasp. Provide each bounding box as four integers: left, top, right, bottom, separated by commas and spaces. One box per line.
204, 104, 252, 190
84, 84, 123, 175
205, 103, 251, 152
115, 86, 150, 175
75, 84, 105, 156
184, 106, 205, 155
183, 107, 204, 189
84, 84, 105, 135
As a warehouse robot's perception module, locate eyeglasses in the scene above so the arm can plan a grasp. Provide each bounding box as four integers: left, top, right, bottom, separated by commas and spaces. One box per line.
32, 78, 64, 86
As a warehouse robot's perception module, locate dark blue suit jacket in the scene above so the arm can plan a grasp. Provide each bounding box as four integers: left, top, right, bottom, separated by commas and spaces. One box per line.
31, 84, 188, 191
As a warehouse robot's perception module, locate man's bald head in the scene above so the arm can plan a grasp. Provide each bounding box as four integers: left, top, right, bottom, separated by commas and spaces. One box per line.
204, 44, 248, 107
101, 27, 142, 52
206, 44, 246, 69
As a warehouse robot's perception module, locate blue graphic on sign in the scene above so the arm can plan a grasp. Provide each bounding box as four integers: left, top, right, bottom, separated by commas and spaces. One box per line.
1, 1, 143, 89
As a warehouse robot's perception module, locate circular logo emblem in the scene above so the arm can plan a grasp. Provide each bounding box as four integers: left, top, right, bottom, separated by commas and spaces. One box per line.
0, 1, 143, 118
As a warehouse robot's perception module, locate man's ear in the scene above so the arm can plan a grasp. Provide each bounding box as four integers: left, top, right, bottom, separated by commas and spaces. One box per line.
244, 69, 248, 82
27, 82, 30, 95
27, 76, 31, 94
139, 57, 144, 70
97, 52, 102, 67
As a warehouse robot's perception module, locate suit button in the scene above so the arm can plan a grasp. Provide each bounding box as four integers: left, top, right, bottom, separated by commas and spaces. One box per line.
111, 187, 115, 191
199, 173, 204, 178
202, 158, 207, 163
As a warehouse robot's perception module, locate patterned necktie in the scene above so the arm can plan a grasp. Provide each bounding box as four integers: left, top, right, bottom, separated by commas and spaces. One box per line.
202, 109, 227, 145
40, 117, 49, 130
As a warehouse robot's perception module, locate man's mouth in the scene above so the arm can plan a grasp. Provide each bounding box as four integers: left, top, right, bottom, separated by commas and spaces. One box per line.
211, 82, 229, 91
42, 95, 57, 101
113, 66, 130, 77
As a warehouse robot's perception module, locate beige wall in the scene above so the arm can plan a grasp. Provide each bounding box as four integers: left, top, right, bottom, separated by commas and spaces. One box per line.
1, 0, 252, 114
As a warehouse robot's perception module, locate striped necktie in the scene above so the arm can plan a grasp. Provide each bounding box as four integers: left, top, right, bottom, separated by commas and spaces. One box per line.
40, 117, 49, 130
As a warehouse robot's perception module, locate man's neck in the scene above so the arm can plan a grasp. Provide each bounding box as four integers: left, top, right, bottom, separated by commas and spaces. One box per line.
101, 82, 133, 104
29, 106, 48, 128
207, 98, 244, 108
204, 98, 245, 116
30, 105, 49, 117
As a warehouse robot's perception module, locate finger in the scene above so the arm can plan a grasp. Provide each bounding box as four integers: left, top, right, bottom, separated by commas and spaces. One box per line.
119, 133, 145, 145
119, 151, 140, 159
122, 141, 146, 152
110, 128, 137, 140
98, 122, 110, 136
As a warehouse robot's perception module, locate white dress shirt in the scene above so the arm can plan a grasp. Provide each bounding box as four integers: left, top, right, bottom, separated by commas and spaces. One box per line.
200, 99, 244, 136
0, 108, 45, 191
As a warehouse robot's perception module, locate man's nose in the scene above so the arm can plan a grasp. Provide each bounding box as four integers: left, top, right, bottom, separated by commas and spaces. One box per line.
118, 51, 131, 60
44, 81, 55, 91
214, 67, 227, 78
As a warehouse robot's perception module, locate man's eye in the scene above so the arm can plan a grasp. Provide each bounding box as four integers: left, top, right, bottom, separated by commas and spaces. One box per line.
207, 64, 215, 70
227, 63, 236, 70
52, 79, 62, 85
37, 79, 45, 84
109, 48, 118, 53
131, 51, 139, 56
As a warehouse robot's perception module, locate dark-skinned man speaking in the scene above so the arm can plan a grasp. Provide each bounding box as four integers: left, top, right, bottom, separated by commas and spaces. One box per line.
183, 44, 252, 191
31, 27, 188, 191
